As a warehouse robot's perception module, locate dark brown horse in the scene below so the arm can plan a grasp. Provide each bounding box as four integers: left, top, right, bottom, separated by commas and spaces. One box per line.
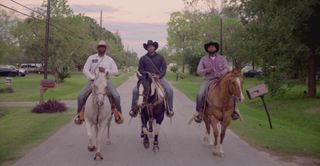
136, 72, 167, 152
203, 68, 244, 156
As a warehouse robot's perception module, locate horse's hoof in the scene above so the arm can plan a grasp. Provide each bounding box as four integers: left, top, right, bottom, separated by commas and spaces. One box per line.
153, 145, 159, 152
143, 138, 150, 149
106, 139, 111, 145
88, 145, 96, 152
140, 132, 144, 138
94, 152, 103, 160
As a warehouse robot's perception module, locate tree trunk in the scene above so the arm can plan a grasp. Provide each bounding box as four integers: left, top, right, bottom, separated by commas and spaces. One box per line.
307, 47, 316, 97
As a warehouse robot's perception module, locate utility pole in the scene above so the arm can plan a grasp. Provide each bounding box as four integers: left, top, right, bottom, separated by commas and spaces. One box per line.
220, 16, 223, 55
43, 0, 51, 79
100, 10, 102, 39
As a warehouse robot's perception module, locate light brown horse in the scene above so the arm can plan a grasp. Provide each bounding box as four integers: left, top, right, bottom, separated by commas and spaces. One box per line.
203, 68, 244, 156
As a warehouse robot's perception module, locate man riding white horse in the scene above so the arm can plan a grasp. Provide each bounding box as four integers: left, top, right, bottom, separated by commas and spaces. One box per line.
75, 40, 123, 125
129, 40, 174, 118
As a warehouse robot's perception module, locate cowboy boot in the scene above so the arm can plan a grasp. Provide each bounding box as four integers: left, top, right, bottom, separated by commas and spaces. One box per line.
74, 107, 85, 125
129, 106, 139, 118
194, 111, 203, 123
111, 103, 123, 124
166, 108, 174, 117
232, 109, 240, 120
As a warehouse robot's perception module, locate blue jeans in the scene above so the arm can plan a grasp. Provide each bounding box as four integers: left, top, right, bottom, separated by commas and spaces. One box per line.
131, 79, 173, 110
77, 80, 121, 113
196, 80, 210, 112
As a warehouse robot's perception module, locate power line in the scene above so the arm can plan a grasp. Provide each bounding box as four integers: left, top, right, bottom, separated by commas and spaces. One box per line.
9, 0, 45, 17
0, 3, 34, 18
0, 3, 86, 40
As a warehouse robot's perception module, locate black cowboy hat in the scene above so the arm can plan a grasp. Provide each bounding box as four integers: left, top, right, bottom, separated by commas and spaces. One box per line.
143, 40, 159, 50
204, 41, 219, 53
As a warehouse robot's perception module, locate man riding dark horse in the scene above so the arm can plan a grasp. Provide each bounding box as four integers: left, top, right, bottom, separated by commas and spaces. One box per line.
74, 40, 123, 125
129, 40, 174, 118
194, 41, 239, 123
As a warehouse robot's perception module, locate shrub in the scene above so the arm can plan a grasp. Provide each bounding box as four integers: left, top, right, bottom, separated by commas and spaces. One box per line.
32, 100, 67, 113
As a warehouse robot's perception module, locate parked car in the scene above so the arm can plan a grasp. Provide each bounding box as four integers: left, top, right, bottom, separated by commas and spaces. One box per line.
20, 63, 42, 74
0, 65, 18, 77
7, 65, 26, 76
243, 70, 262, 77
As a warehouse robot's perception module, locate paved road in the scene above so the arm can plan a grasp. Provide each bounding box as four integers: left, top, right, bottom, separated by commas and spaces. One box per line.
11, 76, 297, 166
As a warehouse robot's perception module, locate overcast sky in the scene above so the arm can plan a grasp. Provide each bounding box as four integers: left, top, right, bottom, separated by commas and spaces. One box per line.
2, 0, 186, 56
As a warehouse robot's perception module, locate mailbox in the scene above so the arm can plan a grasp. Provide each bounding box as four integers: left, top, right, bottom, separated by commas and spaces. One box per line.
246, 84, 268, 100
246, 83, 272, 129
40, 79, 56, 88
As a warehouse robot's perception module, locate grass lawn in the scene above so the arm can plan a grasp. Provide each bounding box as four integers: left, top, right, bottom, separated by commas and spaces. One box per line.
166, 72, 320, 159
0, 71, 133, 102
0, 107, 73, 165
0, 71, 133, 165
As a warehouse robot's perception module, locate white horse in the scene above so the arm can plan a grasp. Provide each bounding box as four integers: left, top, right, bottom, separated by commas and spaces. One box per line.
84, 69, 112, 160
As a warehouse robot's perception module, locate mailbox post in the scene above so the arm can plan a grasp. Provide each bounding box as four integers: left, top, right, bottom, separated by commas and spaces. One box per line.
246, 84, 273, 129
40, 79, 55, 103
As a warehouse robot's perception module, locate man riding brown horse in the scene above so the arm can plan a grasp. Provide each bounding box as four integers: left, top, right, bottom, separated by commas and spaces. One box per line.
194, 41, 239, 123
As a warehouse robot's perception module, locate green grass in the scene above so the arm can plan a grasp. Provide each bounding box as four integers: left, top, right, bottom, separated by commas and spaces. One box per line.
0, 107, 73, 165
0, 71, 133, 165
0, 71, 133, 101
166, 72, 320, 158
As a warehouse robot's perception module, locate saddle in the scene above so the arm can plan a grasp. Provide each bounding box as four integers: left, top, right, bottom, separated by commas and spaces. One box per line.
76, 88, 123, 125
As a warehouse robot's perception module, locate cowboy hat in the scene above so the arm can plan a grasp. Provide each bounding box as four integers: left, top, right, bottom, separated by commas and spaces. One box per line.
143, 40, 159, 50
204, 41, 219, 53
96, 40, 108, 49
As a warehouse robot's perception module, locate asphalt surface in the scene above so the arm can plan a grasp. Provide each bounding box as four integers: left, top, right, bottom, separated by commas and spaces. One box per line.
10, 76, 298, 166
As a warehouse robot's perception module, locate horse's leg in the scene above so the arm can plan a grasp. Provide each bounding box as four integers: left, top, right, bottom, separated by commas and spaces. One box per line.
94, 120, 107, 160
203, 113, 211, 144
153, 105, 165, 152
210, 115, 220, 156
219, 118, 231, 156
106, 116, 112, 145
148, 119, 153, 132
153, 123, 160, 152
141, 110, 150, 148
85, 121, 96, 152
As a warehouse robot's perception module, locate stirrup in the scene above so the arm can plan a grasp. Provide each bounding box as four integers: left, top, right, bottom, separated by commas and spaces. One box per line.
194, 115, 202, 123
232, 112, 240, 120
74, 115, 84, 125
129, 108, 138, 118
194, 112, 203, 123
166, 110, 174, 118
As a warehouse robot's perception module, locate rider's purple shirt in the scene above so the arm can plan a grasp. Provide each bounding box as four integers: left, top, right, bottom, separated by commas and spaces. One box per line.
197, 54, 230, 80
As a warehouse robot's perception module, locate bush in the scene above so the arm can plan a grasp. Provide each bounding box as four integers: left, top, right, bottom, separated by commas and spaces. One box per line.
170, 65, 178, 73
32, 100, 67, 113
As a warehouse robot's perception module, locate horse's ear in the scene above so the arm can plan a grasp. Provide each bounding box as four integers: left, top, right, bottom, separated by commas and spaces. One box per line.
232, 67, 242, 76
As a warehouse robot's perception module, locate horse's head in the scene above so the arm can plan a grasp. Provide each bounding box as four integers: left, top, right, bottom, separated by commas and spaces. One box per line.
92, 68, 109, 107
224, 68, 245, 102
136, 72, 156, 106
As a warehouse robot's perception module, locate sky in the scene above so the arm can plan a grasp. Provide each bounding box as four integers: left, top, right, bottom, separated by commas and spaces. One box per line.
1, 0, 186, 56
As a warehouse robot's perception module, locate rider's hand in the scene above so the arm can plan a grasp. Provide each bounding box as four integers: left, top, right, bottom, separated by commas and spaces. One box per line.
205, 68, 213, 74
153, 74, 160, 79
98, 67, 106, 73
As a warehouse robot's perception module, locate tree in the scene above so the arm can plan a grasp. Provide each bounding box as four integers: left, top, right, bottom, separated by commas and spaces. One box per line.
11, 0, 128, 82
235, 0, 320, 97
0, 9, 20, 63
